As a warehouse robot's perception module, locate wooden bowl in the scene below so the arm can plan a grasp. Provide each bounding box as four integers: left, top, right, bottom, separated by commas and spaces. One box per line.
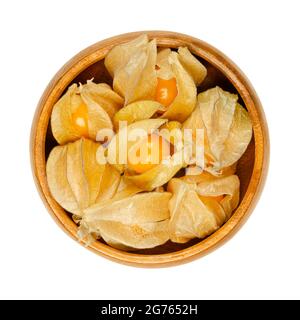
30, 31, 269, 267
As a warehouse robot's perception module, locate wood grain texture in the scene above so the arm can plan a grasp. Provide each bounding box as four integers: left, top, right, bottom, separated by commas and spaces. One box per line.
30, 31, 270, 267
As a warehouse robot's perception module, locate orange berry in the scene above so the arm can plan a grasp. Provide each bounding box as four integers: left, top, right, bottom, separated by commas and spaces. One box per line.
155, 77, 178, 107
72, 103, 89, 137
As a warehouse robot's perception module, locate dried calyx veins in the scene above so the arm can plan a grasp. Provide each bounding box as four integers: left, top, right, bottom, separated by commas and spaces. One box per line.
46, 34, 253, 250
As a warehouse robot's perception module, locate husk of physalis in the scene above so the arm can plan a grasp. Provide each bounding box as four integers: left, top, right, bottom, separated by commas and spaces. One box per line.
157, 47, 207, 122
167, 173, 240, 243
80, 192, 171, 250
125, 147, 188, 191
105, 35, 157, 105
182, 86, 253, 174
51, 80, 123, 144
107, 118, 188, 191
177, 47, 207, 86
113, 100, 165, 130
46, 138, 121, 216
159, 51, 197, 122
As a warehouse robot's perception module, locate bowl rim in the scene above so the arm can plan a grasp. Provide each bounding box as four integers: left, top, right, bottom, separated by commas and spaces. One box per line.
30, 30, 270, 267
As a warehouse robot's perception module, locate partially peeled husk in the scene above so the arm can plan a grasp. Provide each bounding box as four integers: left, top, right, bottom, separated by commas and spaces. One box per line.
107, 118, 188, 191
81, 192, 171, 249
182, 86, 252, 174
160, 51, 197, 122
51, 80, 123, 144
157, 47, 207, 122
167, 174, 240, 243
104, 35, 157, 105
46, 138, 121, 216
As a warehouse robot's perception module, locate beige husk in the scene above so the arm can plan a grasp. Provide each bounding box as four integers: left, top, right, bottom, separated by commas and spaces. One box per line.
81, 192, 171, 249
177, 47, 207, 86
105, 35, 157, 105
156, 48, 173, 79
113, 100, 165, 129
51, 81, 123, 144
156, 48, 207, 122
160, 51, 197, 122
182, 86, 252, 174
167, 174, 240, 243
80, 80, 124, 119
46, 138, 121, 216
126, 147, 188, 191
182, 163, 237, 184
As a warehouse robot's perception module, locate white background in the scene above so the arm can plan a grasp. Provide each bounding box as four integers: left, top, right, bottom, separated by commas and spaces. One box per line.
0, 0, 299, 300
